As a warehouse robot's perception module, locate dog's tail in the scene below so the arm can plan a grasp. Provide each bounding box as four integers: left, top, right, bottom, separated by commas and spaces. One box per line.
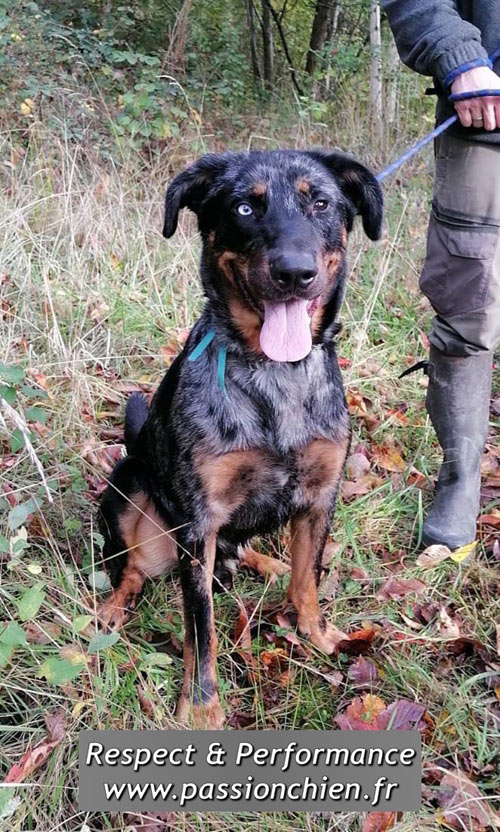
124, 392, 149, 453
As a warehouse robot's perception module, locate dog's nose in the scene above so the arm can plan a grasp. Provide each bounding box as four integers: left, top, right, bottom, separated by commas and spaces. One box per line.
271, 253, 318, 291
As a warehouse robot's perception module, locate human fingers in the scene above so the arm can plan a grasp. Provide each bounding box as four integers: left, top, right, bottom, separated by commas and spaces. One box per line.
469, 99, 484, 128
455, 101, 473, 127
481, 100, 496, 131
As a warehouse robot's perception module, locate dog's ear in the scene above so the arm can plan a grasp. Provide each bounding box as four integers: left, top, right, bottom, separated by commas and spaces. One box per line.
306, 150, 383, 241
163, 153, 236, 238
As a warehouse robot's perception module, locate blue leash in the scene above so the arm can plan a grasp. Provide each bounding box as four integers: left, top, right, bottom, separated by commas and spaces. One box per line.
376, 92, 500, 182
376, 114, 458, 182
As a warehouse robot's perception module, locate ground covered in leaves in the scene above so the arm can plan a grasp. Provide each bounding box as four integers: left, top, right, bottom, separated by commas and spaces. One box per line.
0, 127, 499, 832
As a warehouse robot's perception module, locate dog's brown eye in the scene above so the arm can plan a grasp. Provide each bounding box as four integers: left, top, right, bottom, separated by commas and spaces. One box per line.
236, 203, 253, 217
313, 199, 329, 212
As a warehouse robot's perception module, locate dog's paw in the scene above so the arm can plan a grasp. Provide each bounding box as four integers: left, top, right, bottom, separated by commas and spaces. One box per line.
239, 547, 290, 583
94, 592, 137, 632
300, 618, 348, 655
176, 695, 225, 729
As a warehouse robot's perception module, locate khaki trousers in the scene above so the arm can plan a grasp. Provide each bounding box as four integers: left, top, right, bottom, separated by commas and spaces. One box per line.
420, 133, 500, 356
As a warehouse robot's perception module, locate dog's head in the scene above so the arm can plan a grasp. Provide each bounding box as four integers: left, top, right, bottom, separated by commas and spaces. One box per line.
163, 149, 383, 362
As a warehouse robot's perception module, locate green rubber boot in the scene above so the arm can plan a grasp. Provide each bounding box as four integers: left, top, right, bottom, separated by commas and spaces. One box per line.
422, 346, 492, 550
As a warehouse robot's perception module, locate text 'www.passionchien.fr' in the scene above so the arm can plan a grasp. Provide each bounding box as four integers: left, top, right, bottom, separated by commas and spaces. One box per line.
79, 730, 422, 813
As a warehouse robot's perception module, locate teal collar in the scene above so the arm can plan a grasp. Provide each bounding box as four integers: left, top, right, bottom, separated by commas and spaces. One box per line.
188, 329, 228, 398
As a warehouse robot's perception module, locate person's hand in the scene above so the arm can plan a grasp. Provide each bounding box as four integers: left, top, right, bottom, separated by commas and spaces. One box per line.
451, 65, 500, 131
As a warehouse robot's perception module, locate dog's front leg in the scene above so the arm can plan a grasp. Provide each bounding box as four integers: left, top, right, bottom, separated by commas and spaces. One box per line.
288, 507, 340, 653
288, 436, 349, 654
175, 531, 225, 729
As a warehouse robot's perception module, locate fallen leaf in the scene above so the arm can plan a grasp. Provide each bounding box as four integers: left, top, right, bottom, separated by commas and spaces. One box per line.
325, 670, 343, 690
347, 391, 369, 416
384, 699, 426, 730
337, 625, 377, 656
411, 602, 440, 626
386, 407, 408, 425
118, 812, 175, 831
362, 812, 396, 832
160, 338, 181, 364
438, 769, 500, 830
346, 452, 371, 480
319, 567, 339, 600
4, 709, 66, 783
419, 329, 431, 351
321, 540, 342, 567
336, 694, 388, 730
234, 600, 254, 651
336, 695, 427, 732
277, 668, 296, 687
376, 576, 426, 601
348, 656, 380, 687
437, 608, 461, 640
341, 474, 384, 502
481, 452, 499, 476
351, 567, 370, 582
371, 446, 406, 473
233, 599, 258, 681
137, 686, 155, 717
59, 644, 88, 667
43, 710, 66, 744
416, 544, 452, 569
479, 510, 500, 528
407, 468, 427, 489
259, 648, 289, 672
81, 441, 124, 476
25, 621, 62, 644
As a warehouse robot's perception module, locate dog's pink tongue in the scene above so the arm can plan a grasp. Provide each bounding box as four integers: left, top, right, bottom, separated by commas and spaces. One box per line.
260, 298, 312, 362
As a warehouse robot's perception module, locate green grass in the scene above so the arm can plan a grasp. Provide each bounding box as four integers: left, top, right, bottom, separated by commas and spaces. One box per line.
0, 122, 498, 832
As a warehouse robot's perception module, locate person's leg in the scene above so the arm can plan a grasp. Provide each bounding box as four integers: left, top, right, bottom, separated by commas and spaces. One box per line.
418, 134, 500, 549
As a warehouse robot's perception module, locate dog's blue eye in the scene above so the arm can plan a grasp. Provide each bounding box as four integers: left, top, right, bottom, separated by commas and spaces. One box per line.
237, 203, 253, 216
314, 199, 329, 212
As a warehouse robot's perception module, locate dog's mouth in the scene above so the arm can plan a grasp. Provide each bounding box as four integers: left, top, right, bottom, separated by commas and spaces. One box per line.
259, 296, 320, 363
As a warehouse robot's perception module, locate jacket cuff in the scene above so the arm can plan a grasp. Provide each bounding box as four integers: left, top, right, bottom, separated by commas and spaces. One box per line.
444, 57, 492, 88
434, 44, 490, 88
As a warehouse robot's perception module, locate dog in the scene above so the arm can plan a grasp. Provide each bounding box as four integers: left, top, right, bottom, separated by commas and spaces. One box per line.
97, 148, 383, 728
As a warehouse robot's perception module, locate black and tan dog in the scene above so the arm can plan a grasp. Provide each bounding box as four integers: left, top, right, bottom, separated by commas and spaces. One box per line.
97, 149, 383, 728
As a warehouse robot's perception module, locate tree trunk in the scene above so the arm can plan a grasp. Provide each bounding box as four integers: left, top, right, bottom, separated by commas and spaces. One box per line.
331, 0, 342, 35
165, 0, 193, 75
263, 0, 304, 96
245, 0, 262, 88
369, 0, 383, 137
261, 0, 274, 91
306, 0, 332, 77
386, 33, 400, 125
324, 0, 342, 92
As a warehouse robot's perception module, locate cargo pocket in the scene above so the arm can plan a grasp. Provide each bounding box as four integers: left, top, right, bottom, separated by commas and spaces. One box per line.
420, 215, 498, 318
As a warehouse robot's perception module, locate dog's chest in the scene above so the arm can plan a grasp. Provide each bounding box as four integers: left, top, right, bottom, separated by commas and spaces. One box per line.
219, 346, 346, 454
173, 346, 349, 535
